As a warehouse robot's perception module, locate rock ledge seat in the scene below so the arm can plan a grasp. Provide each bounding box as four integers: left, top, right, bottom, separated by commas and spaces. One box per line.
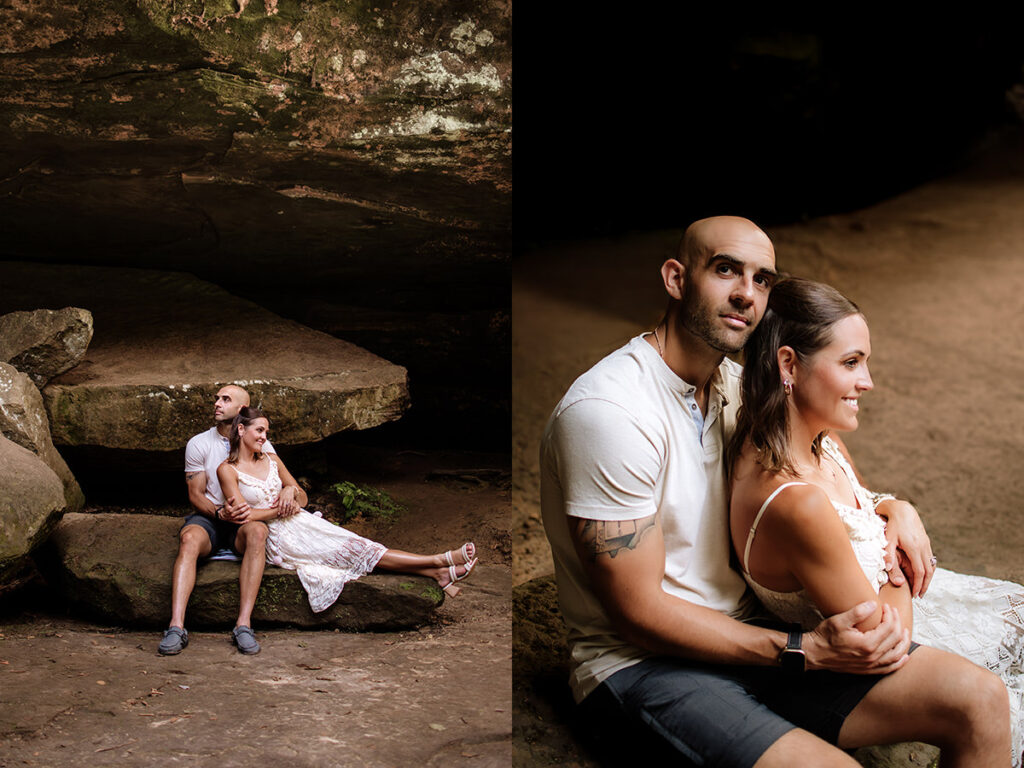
38, 514, 442, 630
0, 262, 409, 450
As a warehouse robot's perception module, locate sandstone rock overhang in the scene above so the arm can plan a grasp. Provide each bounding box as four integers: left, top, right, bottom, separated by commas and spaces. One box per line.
0, 262, 409, 450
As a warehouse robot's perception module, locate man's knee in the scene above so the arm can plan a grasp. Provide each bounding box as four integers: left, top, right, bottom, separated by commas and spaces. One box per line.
926, 662, 1010, 759
179, 525, 212, 557
959, 665, 1009, 726
924, 657, 1009, 744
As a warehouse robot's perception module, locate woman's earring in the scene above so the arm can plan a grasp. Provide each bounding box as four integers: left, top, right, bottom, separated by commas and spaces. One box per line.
783, 379, 793, 396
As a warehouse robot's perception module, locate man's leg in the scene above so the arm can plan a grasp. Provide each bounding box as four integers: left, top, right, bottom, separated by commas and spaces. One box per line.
233, 520, 268, 630
160, 521, 215, 655
169, 523, 214, 628
580, 658, 858, 768
753, 730, 859, 768
838, 646, 1010, 768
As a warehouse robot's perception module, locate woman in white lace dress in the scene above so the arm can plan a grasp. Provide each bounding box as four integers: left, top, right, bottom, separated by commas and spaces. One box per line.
729, 277, 1024, 766
216, 407, 477, 613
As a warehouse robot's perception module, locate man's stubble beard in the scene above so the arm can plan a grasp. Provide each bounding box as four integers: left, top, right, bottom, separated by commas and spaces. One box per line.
678, 287, 752, 355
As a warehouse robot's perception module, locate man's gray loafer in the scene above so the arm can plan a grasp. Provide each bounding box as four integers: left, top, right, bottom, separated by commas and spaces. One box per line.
158, 626, 188, 655
232, 625, 260, 655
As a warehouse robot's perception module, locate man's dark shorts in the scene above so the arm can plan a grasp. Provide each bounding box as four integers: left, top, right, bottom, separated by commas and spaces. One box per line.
578, 650, 914, 768
181, 513, 241, 554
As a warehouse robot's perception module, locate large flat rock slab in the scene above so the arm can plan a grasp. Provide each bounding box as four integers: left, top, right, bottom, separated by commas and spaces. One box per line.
38, 513, 443, 630
0, 262, 409, 449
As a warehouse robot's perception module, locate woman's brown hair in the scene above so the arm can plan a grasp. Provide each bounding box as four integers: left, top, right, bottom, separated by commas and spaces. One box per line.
227, 406, 268, 464
728, 277, 861, 477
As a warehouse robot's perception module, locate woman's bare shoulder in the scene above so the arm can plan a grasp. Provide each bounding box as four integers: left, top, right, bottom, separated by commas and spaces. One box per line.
763, 482, 832, 525
216, 460, 237, 482
732, 446, 831, 527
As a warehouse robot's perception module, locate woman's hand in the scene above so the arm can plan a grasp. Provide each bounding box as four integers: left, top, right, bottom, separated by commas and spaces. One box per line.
276, 486, 300, 518
877, 498, 935, 598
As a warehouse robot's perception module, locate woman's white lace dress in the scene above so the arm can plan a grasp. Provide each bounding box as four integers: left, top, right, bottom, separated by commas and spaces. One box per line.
231, 457, 387, 613
741, 437, 1024, 764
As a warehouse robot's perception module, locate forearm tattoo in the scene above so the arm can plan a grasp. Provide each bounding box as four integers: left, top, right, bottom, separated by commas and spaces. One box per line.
576, 517, 656, 561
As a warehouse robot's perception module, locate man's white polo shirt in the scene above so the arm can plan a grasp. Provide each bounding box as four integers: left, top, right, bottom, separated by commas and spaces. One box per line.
540, 335, 754, 702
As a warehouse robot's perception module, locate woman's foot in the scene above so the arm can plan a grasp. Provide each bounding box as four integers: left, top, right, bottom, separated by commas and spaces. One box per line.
442, 542, 475, 568
437, 557, 478, 598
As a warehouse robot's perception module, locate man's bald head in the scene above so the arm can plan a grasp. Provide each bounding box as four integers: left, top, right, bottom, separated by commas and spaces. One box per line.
214, 385, 251, 423
678, 216, 774, 271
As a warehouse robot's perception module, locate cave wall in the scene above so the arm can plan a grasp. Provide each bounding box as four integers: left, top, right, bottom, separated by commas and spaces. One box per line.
515, 14, 1024, 241
0, 0, 511, 448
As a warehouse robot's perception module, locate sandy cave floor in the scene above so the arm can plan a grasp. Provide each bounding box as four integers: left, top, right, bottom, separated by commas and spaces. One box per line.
0, 447, 512, 768
513, 131, 1024, 763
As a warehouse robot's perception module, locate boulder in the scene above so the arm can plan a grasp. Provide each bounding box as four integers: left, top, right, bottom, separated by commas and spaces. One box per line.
37, 513, 442, 630
0, 262, 409, 450
0, 307, 93, 388
513, 575, 938, 767
0, 436, 66, 586
0, 362, 84, 512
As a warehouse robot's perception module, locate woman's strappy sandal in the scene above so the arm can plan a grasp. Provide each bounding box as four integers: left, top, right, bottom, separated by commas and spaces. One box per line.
443, 542, 475, 568
440, 542, 477, 597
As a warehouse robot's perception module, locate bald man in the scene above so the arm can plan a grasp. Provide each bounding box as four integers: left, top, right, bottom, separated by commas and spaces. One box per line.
158, 385, 274, 655
540, 217, 1004, 766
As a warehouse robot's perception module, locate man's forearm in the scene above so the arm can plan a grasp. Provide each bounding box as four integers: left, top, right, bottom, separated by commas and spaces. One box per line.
610, 590, 908, 675
608, 590, 788, 667
576, 516, 789, 667
185, 471, 218, 517
187, 489, 219, 517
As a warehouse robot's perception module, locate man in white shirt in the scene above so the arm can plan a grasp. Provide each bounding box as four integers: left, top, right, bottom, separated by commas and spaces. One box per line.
541, 216, 1008, 766
158, 385, 275, 656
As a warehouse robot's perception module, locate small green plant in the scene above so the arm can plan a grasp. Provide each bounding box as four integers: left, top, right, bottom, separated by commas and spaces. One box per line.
421, 585, 444, 602
329, 481, 405, 522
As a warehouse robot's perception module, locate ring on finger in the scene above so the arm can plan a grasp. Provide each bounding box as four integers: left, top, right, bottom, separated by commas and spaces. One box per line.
929, 555, 937, 567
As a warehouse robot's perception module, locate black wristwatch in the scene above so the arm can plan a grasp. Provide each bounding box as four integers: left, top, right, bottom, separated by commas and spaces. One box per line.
778, 624, 806, 674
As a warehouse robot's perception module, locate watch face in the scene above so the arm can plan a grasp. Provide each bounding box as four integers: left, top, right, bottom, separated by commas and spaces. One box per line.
780, 649, 806, 674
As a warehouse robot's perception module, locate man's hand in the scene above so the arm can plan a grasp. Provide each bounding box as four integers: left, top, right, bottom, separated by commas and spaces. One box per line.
877, 498, 935, 598
222, 495, 251, 522
276, 486, 300, 517
804, 601, 911, 674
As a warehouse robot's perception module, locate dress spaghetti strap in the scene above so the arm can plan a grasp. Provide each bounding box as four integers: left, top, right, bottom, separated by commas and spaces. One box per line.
742, 481, 809, 574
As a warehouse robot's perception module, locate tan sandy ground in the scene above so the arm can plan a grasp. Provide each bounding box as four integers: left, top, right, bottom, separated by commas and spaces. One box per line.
513, 130, 1024, 762
0, 448, 512, 767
